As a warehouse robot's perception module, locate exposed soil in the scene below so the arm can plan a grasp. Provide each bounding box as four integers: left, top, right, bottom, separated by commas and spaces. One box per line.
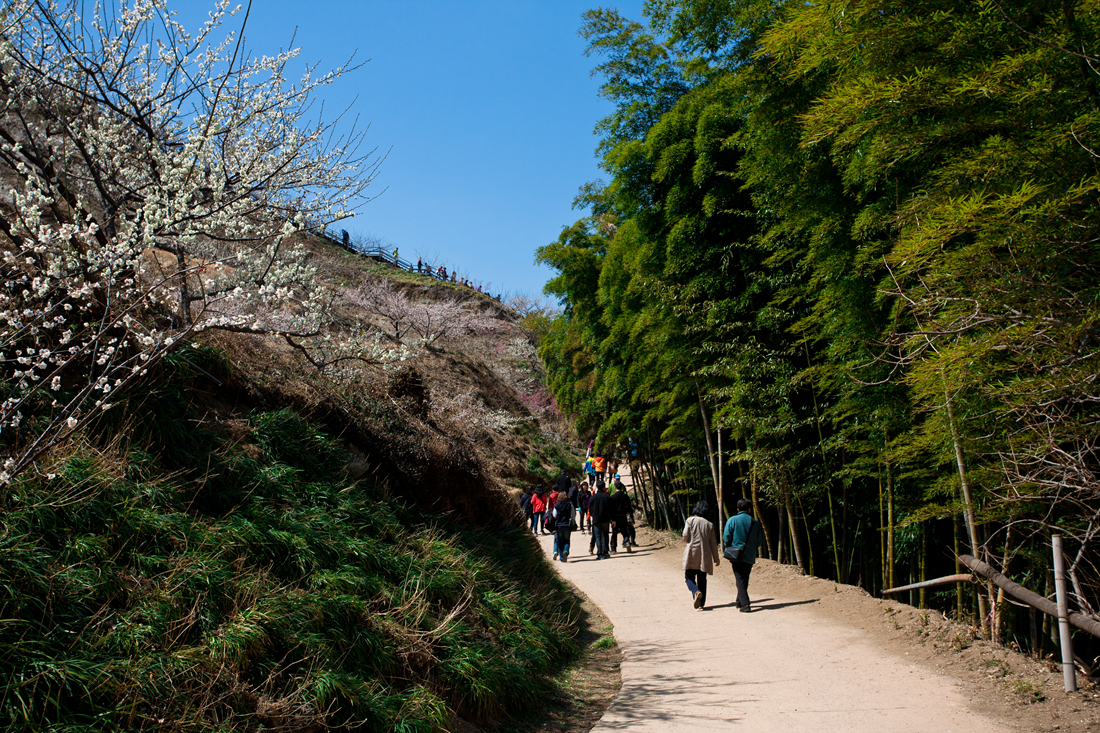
750, 556, 1100, 733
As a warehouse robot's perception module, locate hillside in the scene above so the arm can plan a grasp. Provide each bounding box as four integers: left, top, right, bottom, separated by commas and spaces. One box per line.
0, 232, 588, 731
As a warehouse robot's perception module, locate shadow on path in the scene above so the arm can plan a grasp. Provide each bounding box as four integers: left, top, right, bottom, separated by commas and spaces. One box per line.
750, 599, 819, 611
597, 640, 761, 729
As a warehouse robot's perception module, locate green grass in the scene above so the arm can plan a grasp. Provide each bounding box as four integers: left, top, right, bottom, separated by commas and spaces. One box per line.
0, 352, 577, 731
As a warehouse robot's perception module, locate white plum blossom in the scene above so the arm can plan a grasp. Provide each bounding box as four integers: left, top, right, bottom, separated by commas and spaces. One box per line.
0, 0, 384, 484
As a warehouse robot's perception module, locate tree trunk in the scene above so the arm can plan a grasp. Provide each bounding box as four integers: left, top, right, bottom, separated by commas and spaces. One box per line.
878, 460, 886, 592
995, 522, 1014, 644
649, 460, 672, 529
919, 523, 927, 609
750, 458, 772, 560
783, 473, 806, 572
777, 487, 788, 565
944, 383, 988, 634
798, 494, 815, 577
805, 341, 840, 581
717, 427, 725, 522
841, 449, 849, 584
884, 433, 896, 592
696, 383, 723, 526
630, 459, 653, 525
954, 515, 965, 620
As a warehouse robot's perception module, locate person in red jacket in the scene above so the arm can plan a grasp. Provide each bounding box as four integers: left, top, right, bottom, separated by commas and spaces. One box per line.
592, 454, 607, 482
529, 486, 547, 535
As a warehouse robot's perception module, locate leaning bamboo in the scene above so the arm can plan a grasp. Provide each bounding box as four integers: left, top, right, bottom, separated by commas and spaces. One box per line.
958, 554, 1100, 639
883, 574, 974, 596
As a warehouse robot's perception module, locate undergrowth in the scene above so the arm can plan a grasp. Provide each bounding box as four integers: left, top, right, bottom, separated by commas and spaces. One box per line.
0, 349, 577, 731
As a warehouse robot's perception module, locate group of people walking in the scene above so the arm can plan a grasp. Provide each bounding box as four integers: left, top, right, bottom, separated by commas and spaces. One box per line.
519, 469, 635, 563
582, 451, 618, 487
519, 457, 766, 613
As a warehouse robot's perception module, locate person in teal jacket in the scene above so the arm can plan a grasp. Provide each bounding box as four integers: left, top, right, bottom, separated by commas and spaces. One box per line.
722, 498, 764, 612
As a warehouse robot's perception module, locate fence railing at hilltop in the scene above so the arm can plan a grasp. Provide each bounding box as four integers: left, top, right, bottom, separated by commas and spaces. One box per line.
311, 227, 506, 304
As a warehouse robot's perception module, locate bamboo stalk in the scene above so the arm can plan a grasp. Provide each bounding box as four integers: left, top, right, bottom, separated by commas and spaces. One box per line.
696, 383, 723, 526
884, 433, 895, 591
750, 456, 772, 560
919, 524, 927, 609
804, 341, 841, 581
958, 553, 1100, 640
944, 383, 988, 634
883, 574, 974, 596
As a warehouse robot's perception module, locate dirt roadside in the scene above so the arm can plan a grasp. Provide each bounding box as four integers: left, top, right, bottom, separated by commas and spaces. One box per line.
533, 522, 1100, 733
746, 548, 1100, 733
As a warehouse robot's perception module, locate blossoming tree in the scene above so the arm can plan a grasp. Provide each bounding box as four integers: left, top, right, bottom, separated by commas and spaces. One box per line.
0, 0, 384, 483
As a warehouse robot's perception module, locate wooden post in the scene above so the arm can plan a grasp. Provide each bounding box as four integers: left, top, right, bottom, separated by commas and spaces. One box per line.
1030, 607, 1041, 660
1053, 535, 1077, 693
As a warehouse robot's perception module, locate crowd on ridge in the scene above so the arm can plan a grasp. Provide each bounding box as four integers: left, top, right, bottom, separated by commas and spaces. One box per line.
330, 231, 505, 302
518, 448, 766, 613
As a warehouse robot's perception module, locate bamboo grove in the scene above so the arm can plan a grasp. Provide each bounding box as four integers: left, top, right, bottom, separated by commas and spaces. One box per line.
536, 0, 1100, 650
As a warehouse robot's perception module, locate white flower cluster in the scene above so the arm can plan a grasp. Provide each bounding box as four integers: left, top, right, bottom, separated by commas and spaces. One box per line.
0, 0, 385, 484
345, 278, 499, 350
431, 391, 531, 436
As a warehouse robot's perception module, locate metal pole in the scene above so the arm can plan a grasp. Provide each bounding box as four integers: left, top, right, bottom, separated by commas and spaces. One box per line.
1053, 534, 1078, 693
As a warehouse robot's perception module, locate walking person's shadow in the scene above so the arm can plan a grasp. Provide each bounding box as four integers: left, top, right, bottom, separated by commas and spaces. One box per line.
703, 598, 819, 611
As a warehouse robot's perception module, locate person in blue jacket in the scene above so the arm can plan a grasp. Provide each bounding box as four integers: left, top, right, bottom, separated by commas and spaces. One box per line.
722, 498, 764, 612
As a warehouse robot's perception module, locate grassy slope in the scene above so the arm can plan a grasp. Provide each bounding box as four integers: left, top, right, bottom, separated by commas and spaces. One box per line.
0, 243, 584, 731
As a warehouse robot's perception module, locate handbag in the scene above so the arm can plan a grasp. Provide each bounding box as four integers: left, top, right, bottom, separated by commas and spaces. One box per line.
723, 518, 754, 562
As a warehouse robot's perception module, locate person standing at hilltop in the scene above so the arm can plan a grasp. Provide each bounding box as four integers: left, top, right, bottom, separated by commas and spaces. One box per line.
683, 500, 721, 609
417, 257, 423, 273
587, 481, 612, 559
393, 247, 399, 265
723, 498, 765, 613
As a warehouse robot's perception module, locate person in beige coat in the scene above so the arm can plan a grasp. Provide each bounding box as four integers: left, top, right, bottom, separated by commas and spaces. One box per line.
683, 500, 721, 608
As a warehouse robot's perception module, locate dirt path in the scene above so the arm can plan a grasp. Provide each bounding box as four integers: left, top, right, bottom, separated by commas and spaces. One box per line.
536, 523, 1027, 732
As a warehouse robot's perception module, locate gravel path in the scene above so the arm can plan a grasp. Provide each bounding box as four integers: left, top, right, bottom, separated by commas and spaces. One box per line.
536, 514, 1018, 732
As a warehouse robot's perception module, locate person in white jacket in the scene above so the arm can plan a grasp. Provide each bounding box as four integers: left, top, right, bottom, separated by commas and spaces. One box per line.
682, 501, 721, 609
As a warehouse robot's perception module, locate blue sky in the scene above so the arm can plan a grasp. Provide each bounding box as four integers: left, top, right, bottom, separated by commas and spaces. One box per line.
177, 0, 646, 298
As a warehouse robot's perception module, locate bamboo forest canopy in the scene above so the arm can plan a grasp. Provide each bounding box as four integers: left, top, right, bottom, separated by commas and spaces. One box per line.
538, 0, 1100, 639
